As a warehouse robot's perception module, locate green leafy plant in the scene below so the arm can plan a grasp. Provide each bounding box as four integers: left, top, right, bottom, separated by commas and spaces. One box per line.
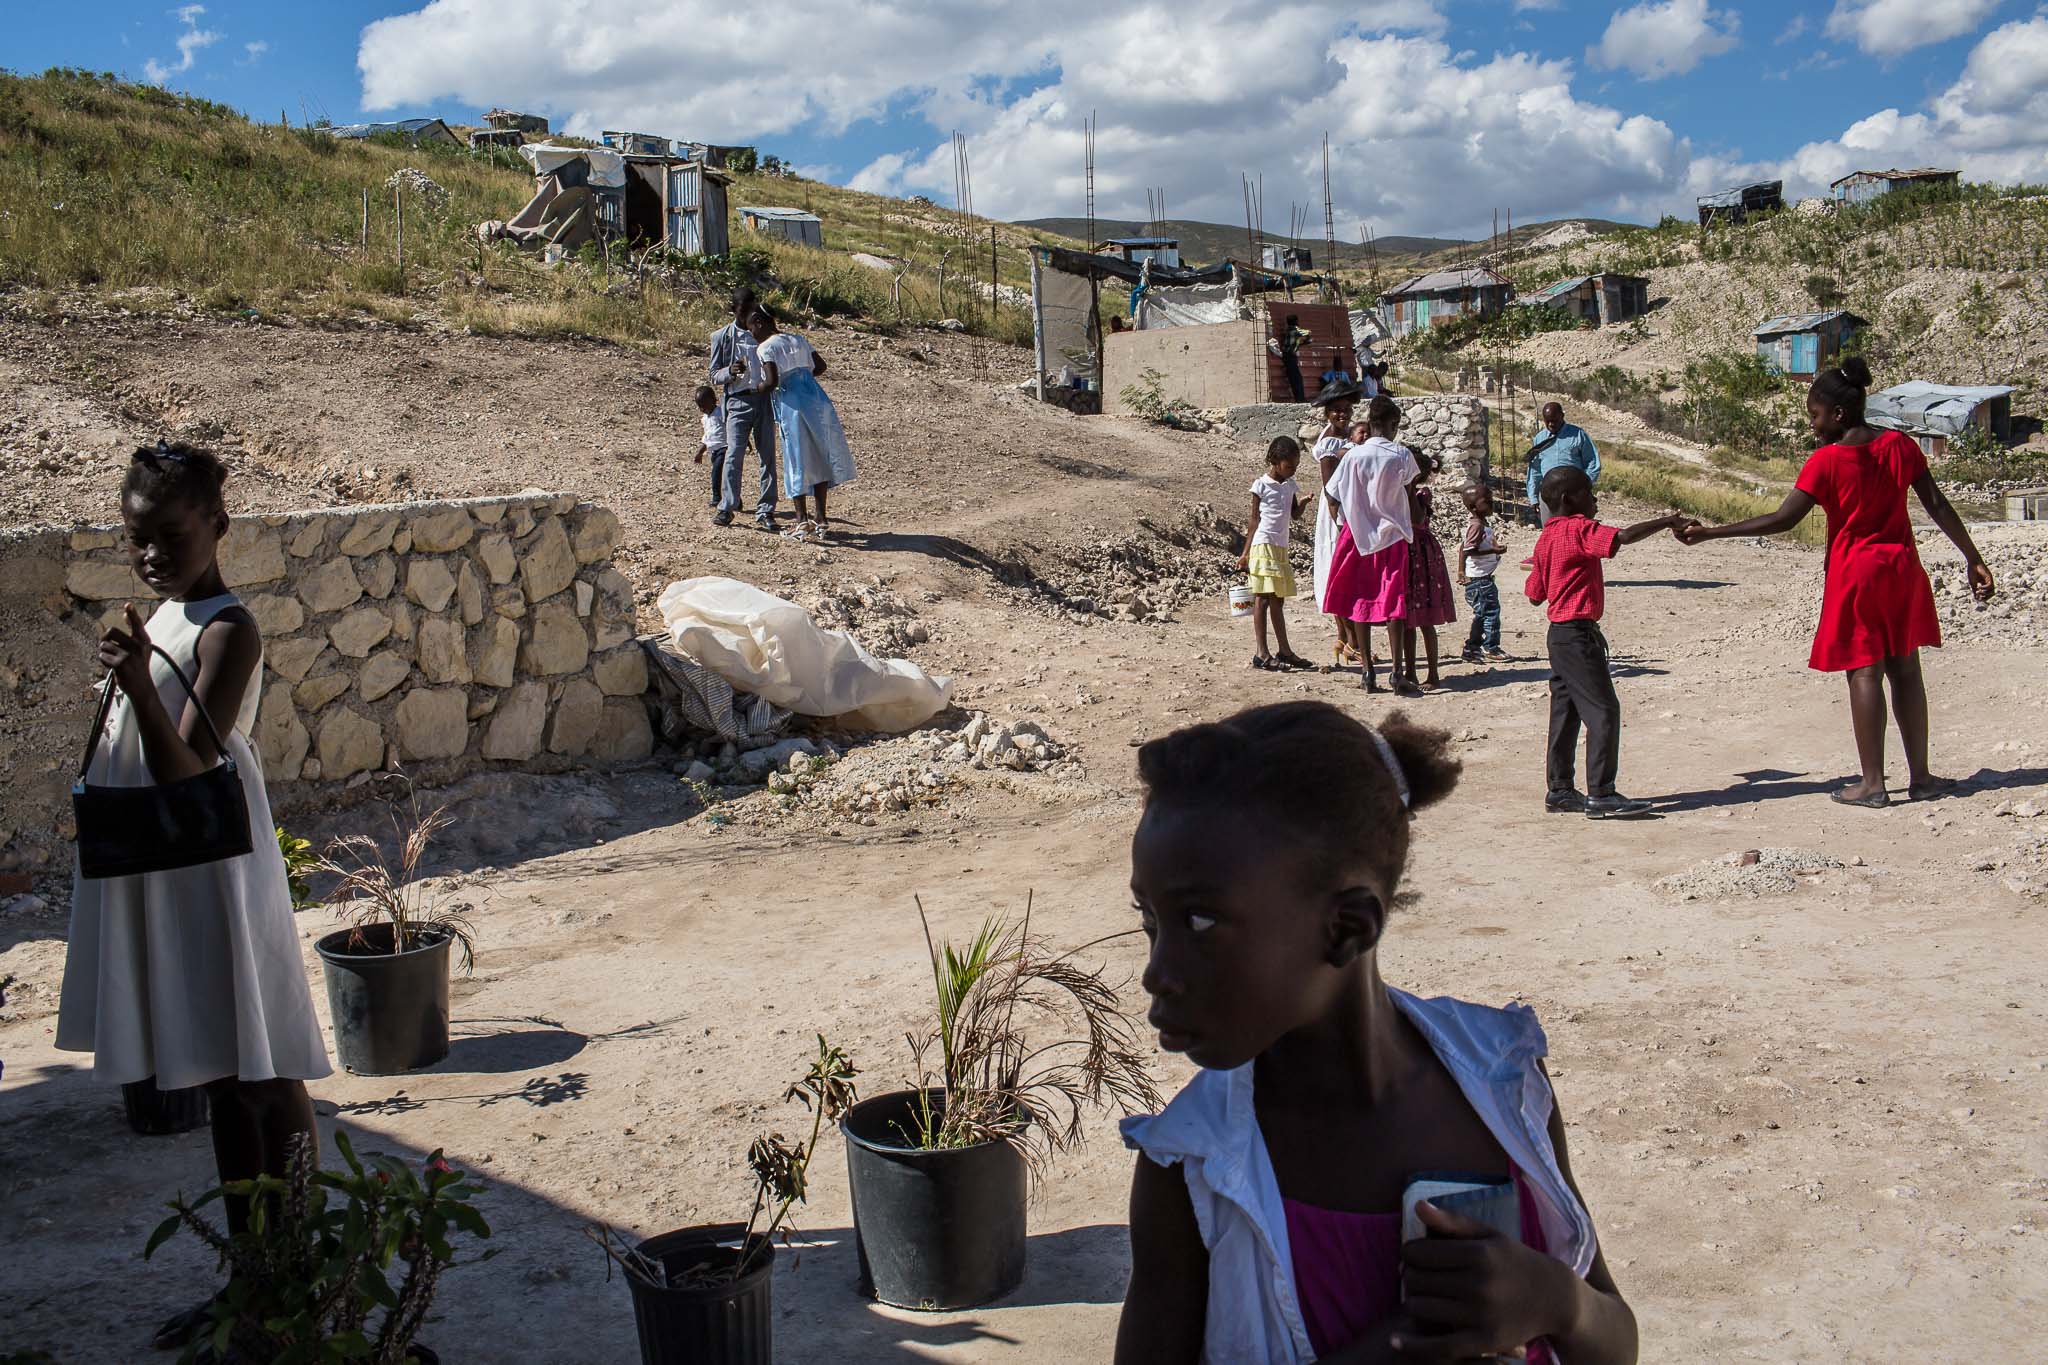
898, 896, 1160, 1176
310, 779, 476, 969
590, 1036, 857, 1287
277, 826, 316, 910
1119, 368, 1208, 430
1804, 272, 1842, 307
144, 1132, 493, 1365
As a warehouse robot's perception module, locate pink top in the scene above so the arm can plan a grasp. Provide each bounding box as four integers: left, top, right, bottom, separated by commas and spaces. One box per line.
1282, 1168, 1559, 1363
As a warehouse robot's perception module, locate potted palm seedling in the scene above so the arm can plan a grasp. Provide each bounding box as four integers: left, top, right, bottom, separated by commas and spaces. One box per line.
841, 896, 1159, 1311
311, 783, 475, 1075
591, 1035, 857, 1365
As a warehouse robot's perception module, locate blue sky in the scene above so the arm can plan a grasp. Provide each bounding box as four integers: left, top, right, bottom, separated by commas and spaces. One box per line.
7, 0, 2044, 238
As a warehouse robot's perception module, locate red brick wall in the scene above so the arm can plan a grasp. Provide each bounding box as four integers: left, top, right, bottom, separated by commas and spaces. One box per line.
1260, 301, 1354, 401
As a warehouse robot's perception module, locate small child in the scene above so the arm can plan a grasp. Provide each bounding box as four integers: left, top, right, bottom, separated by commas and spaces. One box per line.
1524, 466, 1685, 818
1238, 437, 1310, 671
1458, 482, 1510, 663
1118, 702, 1637, 1364
1399, 450, 1457, 692
692, 384, 726, 510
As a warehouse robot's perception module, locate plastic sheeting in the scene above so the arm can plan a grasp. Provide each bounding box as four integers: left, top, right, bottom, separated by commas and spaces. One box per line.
1135, 281, 1245, 330
656, 577, 952, 734
519, 144, 626, 188
1037, 263, 1100, 385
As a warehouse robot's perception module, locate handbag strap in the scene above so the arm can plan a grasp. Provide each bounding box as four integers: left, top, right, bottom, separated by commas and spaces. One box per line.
77, 644, 238, 783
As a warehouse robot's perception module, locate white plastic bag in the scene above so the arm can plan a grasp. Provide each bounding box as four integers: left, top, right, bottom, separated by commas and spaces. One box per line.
656, 577, 952, 734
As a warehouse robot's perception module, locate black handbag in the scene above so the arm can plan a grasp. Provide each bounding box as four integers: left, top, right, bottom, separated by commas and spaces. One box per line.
73, 646, 254, 880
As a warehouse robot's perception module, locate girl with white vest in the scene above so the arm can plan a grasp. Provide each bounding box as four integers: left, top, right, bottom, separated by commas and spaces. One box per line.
1119, 702, 1636, 1364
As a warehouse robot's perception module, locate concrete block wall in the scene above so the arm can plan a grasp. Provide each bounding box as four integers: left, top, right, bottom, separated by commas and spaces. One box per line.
1, 492, 649, 864
1104, 320, 1262, 416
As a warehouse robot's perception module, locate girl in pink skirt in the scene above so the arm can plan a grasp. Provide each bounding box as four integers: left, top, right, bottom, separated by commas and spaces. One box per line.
1323, 396, 1419, 693
1400, 449, 1459, 691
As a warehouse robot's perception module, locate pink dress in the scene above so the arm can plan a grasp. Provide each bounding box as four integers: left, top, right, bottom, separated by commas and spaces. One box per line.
1401, 486, 1458, 628
1282, 1168, 1559, 1363
1324, 526, 1409, 624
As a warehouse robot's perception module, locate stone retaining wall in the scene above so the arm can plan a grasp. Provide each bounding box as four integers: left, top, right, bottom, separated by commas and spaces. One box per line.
0, 491, 649, 866
1224, 395, 1490, 482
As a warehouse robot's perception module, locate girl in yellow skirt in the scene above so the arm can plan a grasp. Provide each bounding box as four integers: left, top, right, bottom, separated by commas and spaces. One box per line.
1239, 437, 1311, 670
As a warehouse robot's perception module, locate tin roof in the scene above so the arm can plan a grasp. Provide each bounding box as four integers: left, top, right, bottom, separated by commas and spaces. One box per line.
1697, 180, 1782, 207
1382, 266, 1514, 297
1829, 167, 1957, 187
327, 118, 454, 140
1752, 309, 1865, 337
1101, 237, 1179, 248
1868, 381, 2016, 437
739, 206, 822, 223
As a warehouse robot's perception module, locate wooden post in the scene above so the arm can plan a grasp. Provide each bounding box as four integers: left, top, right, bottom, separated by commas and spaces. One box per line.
1030, 252, 1047, 403
361, 188, 368, 248
395, 186, 403, 272
990, 225, 998, 326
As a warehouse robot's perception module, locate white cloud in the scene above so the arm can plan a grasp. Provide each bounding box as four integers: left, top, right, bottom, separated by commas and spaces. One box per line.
1589, 0, 1740, 78
354, 0, 2048, 239
1774, 14, 1808, 42
143, 5, 221, 85
239, 40, 269, 65
1824, 0, 2000, 58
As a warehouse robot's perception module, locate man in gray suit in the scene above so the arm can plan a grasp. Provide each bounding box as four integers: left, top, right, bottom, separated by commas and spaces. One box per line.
707, 286, 778, 530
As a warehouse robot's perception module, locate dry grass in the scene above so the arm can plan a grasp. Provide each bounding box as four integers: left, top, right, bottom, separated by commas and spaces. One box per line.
311, 780, 477, 968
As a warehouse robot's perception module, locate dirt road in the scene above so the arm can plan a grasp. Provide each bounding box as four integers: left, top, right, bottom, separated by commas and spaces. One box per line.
2, 305, 2044, 1363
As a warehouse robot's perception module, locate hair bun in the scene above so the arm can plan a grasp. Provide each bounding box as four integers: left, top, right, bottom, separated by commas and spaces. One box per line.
1839, 355, 1872, 390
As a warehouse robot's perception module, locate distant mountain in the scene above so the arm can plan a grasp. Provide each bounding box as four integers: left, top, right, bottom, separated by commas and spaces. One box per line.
1011, 216, 1639, 272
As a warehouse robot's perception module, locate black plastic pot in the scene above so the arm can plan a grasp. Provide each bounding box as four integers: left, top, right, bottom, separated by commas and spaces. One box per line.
842, 1088, 1028, 1311
625, 1225, 775, 1365
120, 1075, 210, 1135
315, 924, 452, 1075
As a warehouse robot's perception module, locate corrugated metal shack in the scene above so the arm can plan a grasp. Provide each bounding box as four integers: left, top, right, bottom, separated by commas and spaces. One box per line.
1260, 244, 1314, 271
1529, 273, 1650, 325
484, 109, 549, 135
468, 128, 524, 150
1697, 180, 1783, 227
1377, 267, 1514, 339
738, 206, 824, 247
327, 118, 462, 148
1753, 310, 1866, 378
1868, 381, 2016, 455
1831, 168, 1960, 205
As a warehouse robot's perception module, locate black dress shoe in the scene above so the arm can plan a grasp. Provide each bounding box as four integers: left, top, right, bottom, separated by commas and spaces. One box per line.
1585, 793, 1653, 818
1544, 789, 1586, 813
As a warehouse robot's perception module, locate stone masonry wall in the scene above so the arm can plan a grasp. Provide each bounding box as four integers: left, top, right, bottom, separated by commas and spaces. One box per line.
1, 492, 649, 867
1225, 395, 1490, 482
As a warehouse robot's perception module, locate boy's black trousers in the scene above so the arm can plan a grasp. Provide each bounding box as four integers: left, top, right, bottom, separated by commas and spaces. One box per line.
1546, 619, 1621, 797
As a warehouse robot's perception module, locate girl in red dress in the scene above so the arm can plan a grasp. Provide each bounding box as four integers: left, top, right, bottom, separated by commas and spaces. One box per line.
1677, 357, 1995, 807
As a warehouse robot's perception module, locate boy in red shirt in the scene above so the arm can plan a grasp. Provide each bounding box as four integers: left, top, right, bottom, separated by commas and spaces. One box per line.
1525, 467, 1686, 818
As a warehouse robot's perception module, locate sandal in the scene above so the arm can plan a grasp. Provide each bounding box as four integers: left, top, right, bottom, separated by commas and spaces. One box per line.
1251, 655, 1276, 671
1829, 787, 1891, 809
1907, 777, 1957, 801
1276, 651, 1313, 670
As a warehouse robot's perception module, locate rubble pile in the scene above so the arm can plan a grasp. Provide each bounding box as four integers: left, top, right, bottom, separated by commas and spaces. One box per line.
1019, 503, 1243, 623
799, 578, 933, 653
384, 168, 450, 214
1655, 847, 1845, 900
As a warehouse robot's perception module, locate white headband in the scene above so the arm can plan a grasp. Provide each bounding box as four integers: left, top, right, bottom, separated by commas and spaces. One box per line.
1364, 725, 1411, 809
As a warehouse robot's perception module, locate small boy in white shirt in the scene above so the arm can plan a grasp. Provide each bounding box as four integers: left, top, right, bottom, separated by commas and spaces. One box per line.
1458, 482, 1510, 662
692, 384, 726, 509
1238, 437, 1310, 671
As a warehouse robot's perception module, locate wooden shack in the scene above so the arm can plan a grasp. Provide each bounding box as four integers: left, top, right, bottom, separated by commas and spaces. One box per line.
1697, 180, 1783, 227
1830, 168, 1960, 205
1377, 267, 1514, 339
1529, 273, 1650, 326
1753, 310, 1866, 378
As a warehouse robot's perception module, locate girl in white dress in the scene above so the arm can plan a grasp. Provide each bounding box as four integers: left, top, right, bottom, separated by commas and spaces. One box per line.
749, 305, 857, 543
1308, 382, 1363, 669
57, 441, 331, 1351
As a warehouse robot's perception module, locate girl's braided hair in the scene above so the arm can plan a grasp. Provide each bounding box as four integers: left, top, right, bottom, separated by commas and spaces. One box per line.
122, 440, 228, 515
1137, 702, 1460, 897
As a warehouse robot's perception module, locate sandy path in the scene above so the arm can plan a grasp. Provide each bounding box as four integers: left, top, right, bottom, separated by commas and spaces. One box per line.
3, 310, 2046, 1363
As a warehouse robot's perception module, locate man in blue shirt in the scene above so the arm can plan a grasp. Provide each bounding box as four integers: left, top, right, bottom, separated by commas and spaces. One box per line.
707, 286, 778, 530
1525, 402, 1600, 524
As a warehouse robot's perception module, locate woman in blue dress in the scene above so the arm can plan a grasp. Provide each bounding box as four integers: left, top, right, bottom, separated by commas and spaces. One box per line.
749, 305, 857, 543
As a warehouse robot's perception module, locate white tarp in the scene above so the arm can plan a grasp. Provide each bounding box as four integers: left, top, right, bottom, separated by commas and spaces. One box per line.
656, 577, 953, 734
519, 144, 626, 188
1349, 308, 1388, 355
1135, 282, 1245, 330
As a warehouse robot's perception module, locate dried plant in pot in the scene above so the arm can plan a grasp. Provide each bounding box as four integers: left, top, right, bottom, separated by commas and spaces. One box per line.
841, 895, 1160, 1311
310, 779, 476, 1075
589, 1036, 858, 1365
